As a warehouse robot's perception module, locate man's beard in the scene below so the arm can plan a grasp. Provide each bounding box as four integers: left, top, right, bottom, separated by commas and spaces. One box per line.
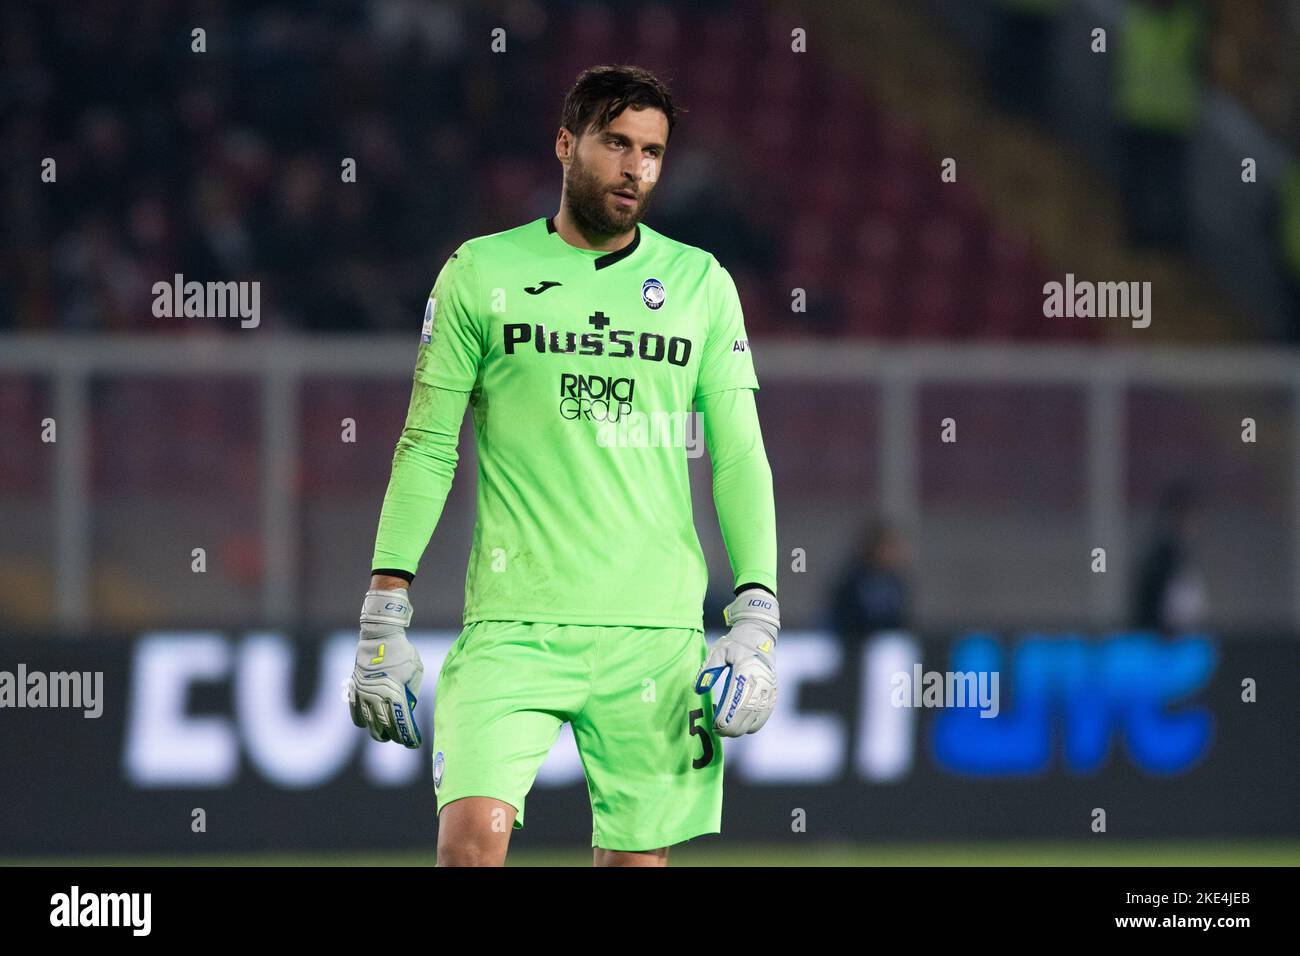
563, 153, 649, 238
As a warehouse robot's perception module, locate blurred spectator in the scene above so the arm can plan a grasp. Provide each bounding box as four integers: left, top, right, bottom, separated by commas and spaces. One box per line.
828, 518, 911, 639
1131, 479, 1209, 633
987, 0, 1065, 121
0, 2, 778, 335
1274, 160, 1300, 343
1114, 0, 1208, 250
1206, 0, 1300, 145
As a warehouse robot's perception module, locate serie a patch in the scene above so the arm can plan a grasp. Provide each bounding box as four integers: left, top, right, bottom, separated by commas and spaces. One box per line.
421, 297, 436, 343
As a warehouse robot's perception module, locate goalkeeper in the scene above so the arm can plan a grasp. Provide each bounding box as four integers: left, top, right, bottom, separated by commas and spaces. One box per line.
348, 65, 777, 867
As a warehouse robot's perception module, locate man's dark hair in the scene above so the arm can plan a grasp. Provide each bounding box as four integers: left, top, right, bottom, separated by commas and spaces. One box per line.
560, 65, 680, 143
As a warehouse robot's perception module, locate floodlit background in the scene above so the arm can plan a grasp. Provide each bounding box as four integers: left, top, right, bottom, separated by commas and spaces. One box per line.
1, 0, 1298, 865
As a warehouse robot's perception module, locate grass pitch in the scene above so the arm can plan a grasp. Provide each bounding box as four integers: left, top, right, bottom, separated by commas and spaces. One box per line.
6, 840, 1299, 867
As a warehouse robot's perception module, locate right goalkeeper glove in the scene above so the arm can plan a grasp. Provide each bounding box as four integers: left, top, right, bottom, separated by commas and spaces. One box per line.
348, 588, 424, 748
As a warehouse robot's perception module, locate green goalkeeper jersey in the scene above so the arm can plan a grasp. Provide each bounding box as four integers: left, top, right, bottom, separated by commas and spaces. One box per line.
373, 216, 772, 628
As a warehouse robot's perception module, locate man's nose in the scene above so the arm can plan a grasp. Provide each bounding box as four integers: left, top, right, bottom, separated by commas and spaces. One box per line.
621, 151, 644, 176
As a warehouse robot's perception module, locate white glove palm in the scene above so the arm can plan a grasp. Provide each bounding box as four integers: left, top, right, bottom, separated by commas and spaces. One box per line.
347, 588, 424, 748
694, 588, 779, 737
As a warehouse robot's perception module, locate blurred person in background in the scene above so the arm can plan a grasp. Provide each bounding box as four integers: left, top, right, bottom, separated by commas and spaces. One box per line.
1114, 0, 1207, 250
1131, 479, 1209, 633
1274, 159, 1300, 344
987, 0, 1065, 121
828, 517, 912, 640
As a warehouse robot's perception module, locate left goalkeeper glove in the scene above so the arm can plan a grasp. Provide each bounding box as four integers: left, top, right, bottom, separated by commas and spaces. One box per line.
694, 587, 779, 736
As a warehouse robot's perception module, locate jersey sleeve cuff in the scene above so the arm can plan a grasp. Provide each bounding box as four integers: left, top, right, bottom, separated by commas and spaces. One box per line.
733, 576, 776, 597
370, 567, 415, 584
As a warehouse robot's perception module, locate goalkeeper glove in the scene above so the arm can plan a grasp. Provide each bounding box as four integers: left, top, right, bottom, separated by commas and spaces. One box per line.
694, 587, 779, 737
347, 587, 424, 748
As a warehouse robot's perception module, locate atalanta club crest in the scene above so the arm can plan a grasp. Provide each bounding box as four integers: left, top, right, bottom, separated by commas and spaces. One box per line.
641, 277, 665, 311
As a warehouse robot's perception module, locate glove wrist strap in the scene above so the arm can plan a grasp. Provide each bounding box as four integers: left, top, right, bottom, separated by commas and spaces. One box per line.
360, 588, 413, 628
724, 588, 780, 639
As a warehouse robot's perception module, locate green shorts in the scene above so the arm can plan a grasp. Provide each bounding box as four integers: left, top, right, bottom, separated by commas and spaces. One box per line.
431, 620, 724, 852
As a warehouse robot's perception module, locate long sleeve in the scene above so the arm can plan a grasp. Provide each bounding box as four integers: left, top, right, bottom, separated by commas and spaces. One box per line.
696, 386, 777, 597
371, 241, 483, 579
369, 379, 471, 578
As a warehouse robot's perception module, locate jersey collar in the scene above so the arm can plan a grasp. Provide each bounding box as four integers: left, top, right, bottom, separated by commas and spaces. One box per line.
545, 216, 641, 270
